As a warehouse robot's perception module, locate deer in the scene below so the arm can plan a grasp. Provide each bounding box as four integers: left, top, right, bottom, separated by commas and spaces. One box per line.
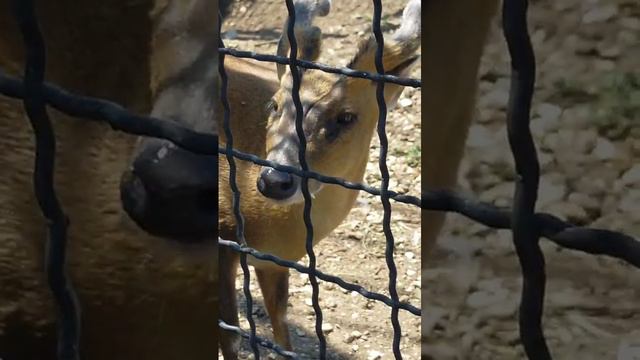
217, 0, 422, 355
0, 1, 230, 358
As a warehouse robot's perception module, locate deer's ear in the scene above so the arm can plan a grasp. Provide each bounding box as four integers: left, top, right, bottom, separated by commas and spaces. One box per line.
347, 36, 420, 108
346, 0, 421, 107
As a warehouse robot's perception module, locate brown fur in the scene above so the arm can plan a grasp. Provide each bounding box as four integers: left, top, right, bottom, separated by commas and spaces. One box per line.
0, 1, 218, 359
421, 0, 500, 262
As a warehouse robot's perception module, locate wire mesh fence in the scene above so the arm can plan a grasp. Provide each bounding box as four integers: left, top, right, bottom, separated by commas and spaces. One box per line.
1, 0, 640, 359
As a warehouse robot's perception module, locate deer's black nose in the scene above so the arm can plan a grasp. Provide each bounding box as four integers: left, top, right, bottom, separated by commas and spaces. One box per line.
257, 168, 298, 200
120, 138, 217, 242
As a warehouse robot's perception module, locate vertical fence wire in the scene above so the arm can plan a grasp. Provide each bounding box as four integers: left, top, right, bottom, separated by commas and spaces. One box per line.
283, 0, 328, 358
217, 14, 262, 358
502, 0, 551, 358
370, 0, 403, 358
10, 0, 81, 359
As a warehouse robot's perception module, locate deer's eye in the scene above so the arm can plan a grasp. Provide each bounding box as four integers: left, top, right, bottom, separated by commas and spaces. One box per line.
337, 112, 357, 125
325, 112, 357, 141
266, 100, 278, 115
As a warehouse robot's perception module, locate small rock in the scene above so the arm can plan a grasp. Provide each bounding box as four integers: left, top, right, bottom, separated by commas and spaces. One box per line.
467, 125, 495, 148
223, 29, 238, 40
466, 288, 509, 309
592, 138, 617, 161
296, 329, 306, 337
598, 46, 621, 59
582, 5, 618, 24
398, 97, 413, 107
481, 88, 510, 109
321, 322, 334, 334
481, 182, 513, 205
621, 165, 640, 186
620, 17, 640, 31
536, 103, 563, 122
367, 350, 383, 360
544, 202, 590, 224
567, 192, 600, 214
537, 177, 567, 209
618, 190, 640, 215
345, 331, 362, 343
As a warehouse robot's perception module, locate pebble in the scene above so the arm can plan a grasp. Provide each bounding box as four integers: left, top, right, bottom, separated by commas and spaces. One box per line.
567, 192, 600, 214
367, 350, 384, 360
536, 102, 563, 122
223, 29, 238, 40
321, 322, 334, 334
582, 5, 618, 24
345, 330, 362, 343
398, 97, 413, 107
620, 165, 640, 186
620, 17, 640, 31
467, 125, 495, 148
466, 288, 509, 309
537, 177, 567, 209
592, 138, 617, 161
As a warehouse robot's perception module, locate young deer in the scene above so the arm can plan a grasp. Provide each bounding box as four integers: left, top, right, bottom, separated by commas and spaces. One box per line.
216, 0, 421, 356
0, 1, 222, 358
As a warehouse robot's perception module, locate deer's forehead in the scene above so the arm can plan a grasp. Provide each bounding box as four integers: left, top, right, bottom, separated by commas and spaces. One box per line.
278, 70, 344, 103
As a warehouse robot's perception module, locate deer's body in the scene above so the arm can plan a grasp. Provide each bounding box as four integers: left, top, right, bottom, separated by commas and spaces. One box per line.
0, 1, 219, 359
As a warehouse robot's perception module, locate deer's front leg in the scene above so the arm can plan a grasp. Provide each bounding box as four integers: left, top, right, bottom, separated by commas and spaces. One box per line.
220, 245, 241, 360
255, 266, 293, 352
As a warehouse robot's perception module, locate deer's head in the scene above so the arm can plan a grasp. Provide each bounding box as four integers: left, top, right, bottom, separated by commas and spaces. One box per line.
257, 0, 421, 204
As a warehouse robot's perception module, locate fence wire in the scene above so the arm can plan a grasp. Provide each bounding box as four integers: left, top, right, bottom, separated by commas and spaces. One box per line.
1, 0, 640, 359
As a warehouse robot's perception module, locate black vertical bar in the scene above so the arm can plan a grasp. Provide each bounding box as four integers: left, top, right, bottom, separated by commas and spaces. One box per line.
283, 0, 327, 358
10, 0, 81, 359
218, 14, 261, 358
371, 0, 403, 358
502, 0, 551, 359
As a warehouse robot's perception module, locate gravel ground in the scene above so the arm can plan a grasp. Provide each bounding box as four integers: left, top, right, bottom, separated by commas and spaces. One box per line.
221, 0, 421, 359
424, 0, 640, 359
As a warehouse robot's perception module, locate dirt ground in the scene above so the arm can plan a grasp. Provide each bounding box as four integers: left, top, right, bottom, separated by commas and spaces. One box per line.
424, 0, 640, 359
221, 0, 640, 359
221, 0, 421, 359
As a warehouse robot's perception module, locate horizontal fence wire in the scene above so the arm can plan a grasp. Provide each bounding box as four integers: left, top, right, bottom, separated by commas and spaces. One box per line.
2, 0, 640, 359
219, 48, 421, 88
218, 239, 420, 314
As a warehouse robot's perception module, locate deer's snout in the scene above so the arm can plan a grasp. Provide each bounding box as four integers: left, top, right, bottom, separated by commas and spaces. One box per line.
120, 138, 217, 242
257, 168, 299, 201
